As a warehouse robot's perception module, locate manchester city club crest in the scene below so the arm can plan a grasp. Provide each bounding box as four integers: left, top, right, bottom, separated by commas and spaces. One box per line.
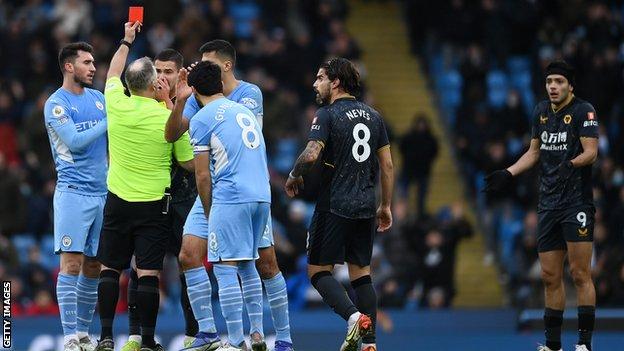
209, 232, 218, 253
62, 235, 72, 248
95, 101, 104, 110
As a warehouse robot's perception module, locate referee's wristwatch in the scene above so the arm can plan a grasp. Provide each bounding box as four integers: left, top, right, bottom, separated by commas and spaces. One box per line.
119, 39, 132, 48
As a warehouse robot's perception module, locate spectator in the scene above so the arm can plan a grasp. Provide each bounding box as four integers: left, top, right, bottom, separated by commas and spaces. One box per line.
398, 114, 439, 218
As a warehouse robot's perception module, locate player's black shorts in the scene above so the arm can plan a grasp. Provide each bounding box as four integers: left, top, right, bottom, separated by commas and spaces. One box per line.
307, 211, 375, 266
97, 192, 169, 270
166, 198, 195, 256
537, 205, 595, 252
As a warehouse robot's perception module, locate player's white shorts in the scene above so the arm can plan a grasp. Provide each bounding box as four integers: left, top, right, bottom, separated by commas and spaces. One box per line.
183, 196, 273, 249
54, 190, 106, 257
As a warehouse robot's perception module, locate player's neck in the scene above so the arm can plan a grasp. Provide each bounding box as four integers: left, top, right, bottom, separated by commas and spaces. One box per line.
330, 92, 354, 104
223, 74, 239, 96
196, 93, 225, 106
62, 78, 85, 95
551, 93, 574, 112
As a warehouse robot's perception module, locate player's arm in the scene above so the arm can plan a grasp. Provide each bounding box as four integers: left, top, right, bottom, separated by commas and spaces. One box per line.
165, 68, 193, 142
571, 137, 598, 167
507, 138, 541, 176
285, 109, 329, 197
291, 140, 323, 178
107, 22, 140, 80
195, 152, 212, 218
190, 118, 212, 217
45, 101, 107, 152
569, 105, 599, 167
285, 140, 323, 198
483, 138, 540, 193
484, 103, 543, 193
377, 146, 394, 231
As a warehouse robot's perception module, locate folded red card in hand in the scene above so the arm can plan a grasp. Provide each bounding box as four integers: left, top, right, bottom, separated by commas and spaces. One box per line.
129, 6, 143, 24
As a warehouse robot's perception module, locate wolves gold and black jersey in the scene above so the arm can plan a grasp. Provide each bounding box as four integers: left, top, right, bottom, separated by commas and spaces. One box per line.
308, 97, 390, 219
531, 96, 598, 210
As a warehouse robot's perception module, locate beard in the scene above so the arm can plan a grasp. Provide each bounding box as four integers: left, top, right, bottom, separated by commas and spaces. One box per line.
315, 90, 329, 105
74, 75, 92, 87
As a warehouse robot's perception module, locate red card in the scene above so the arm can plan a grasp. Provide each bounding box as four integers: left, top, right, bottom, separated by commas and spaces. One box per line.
129, 6, 144, 24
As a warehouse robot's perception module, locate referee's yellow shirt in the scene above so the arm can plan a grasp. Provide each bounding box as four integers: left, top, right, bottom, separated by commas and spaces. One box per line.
104, 77, 194, 202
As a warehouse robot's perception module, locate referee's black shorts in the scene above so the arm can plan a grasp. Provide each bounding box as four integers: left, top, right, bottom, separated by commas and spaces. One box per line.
97, 191, 169, 270
307, 210, 375, 267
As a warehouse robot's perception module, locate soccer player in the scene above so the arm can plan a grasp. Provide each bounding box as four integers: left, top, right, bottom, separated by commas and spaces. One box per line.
183, 60, 271, 351
94, 22, 194, 351
122, 48, 199, 351
169, 40, 293, 351
285, 58, 394, 351
44, 41, 107, 351
484, 61, 598, 351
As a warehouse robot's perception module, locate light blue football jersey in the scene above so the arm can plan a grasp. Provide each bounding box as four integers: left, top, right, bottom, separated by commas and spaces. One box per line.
183, 80, 264, 127
190, 97, 270, 204
44, 88, 108, 195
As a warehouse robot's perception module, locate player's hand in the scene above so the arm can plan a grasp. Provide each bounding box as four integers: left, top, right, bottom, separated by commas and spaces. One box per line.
483, 169, 513, 193
557, 160, 574, 180
123, 21, 141, 43
285, 174, 304, 198
376, 205, 392, 232
186, 61, 199, 73
176, 68, 193, 100
155, 77, 170, 102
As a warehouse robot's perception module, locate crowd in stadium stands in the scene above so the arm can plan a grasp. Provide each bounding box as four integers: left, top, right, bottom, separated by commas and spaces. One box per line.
0, 0, 465, 316
407, 0, 624, 307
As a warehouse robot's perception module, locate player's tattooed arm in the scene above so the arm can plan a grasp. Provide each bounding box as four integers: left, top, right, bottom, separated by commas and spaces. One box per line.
285, 140, 323, 198
291, 140, 323, 178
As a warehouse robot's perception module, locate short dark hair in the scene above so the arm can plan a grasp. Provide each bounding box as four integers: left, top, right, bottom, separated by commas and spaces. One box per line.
320, 58, 361, 96
199, 39, 236, 65
58, 42, 93, 72
187, 61, 223, 96
155, 48, 184, 69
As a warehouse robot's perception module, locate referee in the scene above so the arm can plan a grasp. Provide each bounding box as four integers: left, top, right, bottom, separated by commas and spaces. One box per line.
94, 23, 194, 351
484, 61, 598, 351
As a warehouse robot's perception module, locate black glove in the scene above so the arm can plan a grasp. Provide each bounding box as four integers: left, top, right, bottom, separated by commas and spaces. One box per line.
483, 169, 513, 193
557, 160, 574, 180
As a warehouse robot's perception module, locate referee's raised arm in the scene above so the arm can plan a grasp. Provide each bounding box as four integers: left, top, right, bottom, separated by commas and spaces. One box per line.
107, 22, 141, 80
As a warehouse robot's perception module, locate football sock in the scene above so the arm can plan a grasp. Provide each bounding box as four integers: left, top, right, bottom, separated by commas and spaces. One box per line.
57, 273, 78, 337
311, 271, 358, 321
352, 275, 377, 344
263, 272, 292, 343
184, 267, 217, 333
136, 275, 160, 347
98, 270, 120, 340
214, 264, 245, 346
238, 260, 264, 336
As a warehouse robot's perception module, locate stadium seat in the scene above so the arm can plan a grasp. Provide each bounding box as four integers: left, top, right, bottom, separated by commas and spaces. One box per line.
506, 56, 531, 75
270, 137, 300, 174
12, 233, 36, 263
486, 70, 509, 109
